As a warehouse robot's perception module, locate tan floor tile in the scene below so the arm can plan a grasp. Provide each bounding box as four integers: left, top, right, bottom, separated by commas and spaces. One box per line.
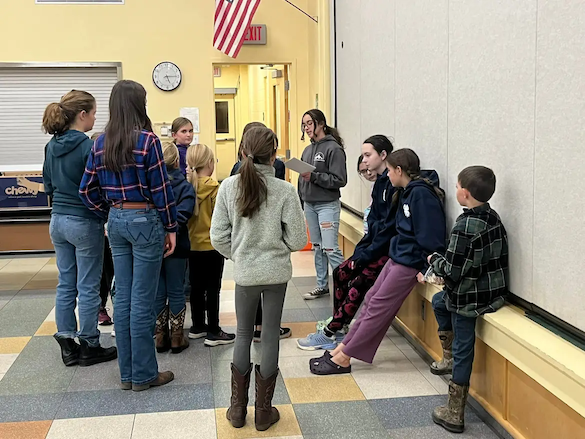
0, 336, 31, 354
22, 280, 58, 290
282, 322, 317, 337
220, 311, 237, 327
284, 375, 365, 404
216, 405, 301, 439
0, 421, 52, 439
0, 353, 19, 374
35, 321, 58, 336
222, 279, 236, 290
133, 410, 216, 439
47, 415, 134, 439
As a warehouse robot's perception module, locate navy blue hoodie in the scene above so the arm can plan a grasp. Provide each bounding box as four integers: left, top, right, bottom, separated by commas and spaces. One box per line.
390, 176, 446, 271
42, 130, 97, 219
352, 170, 396, 267
167, 168, 196, 258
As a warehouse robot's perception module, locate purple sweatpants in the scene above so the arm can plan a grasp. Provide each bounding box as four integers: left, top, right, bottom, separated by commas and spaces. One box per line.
342, 259, 419, 363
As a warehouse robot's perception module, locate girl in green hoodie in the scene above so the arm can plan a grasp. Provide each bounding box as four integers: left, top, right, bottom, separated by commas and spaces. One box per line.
42, 90, 117, 368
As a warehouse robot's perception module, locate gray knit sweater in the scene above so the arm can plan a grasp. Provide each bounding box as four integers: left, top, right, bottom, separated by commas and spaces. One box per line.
210, 164, 308, 287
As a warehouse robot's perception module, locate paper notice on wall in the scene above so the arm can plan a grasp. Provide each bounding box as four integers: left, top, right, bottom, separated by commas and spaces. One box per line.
180, 107, 200, 133
192, 135, 199, 145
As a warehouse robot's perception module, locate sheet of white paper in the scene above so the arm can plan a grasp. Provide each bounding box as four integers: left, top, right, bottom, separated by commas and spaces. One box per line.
192, 134, 199, 145
285, 158, 316, 174
180, 107, 200, 133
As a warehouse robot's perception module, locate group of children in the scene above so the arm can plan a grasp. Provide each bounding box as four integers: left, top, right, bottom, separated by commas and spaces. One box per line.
41, 79, 509, 434
292, 116, 509, 434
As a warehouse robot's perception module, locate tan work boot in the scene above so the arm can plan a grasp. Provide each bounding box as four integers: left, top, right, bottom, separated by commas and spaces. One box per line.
155, 306, 170, 353
226, 363, 253, 428
432, 380, 469, 433
169, 307, 189, 354
430, 330, 453, 375
254, 365, 280, 431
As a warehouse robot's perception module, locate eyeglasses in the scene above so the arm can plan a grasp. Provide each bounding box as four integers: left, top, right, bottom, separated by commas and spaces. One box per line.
301, 120, 314, 130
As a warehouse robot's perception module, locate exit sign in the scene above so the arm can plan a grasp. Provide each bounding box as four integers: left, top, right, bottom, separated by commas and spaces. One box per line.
243, 24, 267, 45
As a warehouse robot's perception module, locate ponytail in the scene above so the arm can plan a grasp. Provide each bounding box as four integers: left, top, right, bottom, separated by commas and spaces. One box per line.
42, 90, 95, 136
236, 126, 277, 218
387, 149, 444, 206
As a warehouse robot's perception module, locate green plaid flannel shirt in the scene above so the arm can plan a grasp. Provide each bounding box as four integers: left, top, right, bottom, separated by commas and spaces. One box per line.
430, 203, 509, 317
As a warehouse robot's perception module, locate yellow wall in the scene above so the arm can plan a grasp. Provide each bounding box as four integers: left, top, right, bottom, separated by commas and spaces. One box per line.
0, 0, 331, 162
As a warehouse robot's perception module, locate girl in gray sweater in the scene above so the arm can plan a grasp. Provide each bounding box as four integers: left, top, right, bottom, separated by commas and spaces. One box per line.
210, 126, 307, 432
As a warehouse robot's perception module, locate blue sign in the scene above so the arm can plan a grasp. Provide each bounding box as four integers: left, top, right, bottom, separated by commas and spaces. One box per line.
0, 176, 50, 210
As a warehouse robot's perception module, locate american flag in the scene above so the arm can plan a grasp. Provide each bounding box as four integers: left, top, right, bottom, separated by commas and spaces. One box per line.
214, 0, 262, 59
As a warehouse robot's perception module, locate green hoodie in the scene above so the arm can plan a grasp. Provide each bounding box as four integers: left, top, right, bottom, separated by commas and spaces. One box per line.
42, 130, 97, 219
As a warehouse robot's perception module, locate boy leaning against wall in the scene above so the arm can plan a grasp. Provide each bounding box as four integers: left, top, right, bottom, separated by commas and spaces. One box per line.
425, 165, 509, 433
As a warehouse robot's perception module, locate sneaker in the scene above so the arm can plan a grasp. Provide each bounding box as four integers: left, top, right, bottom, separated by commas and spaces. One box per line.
188, 326, 208, 340
303, 288, 330, 300
296, 330, 337, 351
111, 330, 115, 337
253, 327, 292, 343
204, 329, 236, 347
98, 307, 113, 326
316, 316, 333, 331
280, 327, 292, 340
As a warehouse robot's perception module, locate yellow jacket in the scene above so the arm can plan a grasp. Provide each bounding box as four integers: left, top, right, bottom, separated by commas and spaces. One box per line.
188, 176, 219, 251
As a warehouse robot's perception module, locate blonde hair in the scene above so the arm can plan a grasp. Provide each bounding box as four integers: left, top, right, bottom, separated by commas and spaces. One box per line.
186, 143, 214, 215
42, 90, 95, 135
162, 141, 180, 170
90, 132, 103, 141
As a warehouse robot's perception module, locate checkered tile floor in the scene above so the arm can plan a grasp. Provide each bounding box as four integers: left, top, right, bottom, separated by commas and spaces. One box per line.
0, 253, 501, 438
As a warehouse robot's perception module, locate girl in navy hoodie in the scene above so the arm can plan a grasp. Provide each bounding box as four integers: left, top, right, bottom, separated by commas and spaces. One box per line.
310, 148, 446, 375
154, 142, 196, 354
297, 135, 395, 350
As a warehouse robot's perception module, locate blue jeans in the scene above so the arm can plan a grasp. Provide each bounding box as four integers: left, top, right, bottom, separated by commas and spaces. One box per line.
108, 207, 165, 385
304, 200, 345, 289
432, 291, 478, 386
50, 214, 104, 347
155, 257, 187, 316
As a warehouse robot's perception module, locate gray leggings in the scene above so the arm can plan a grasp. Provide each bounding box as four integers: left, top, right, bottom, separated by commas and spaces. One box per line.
233, 283, 286, 378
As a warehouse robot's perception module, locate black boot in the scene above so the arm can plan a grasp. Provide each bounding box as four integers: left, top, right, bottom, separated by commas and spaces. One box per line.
54, 335, 80, 367
78, 339, 118, 367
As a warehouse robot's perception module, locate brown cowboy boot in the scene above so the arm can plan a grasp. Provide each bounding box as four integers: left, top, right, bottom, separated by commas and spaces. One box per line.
169, 307, 189, 354
430, 330, 453, 375
155, 306, 170, 353
226, 363, 252, 428
432, 380, 469, 433
254, 365, 280, 431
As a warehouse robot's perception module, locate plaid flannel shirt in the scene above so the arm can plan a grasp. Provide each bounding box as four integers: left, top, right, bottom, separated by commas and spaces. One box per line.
430, 203, 508, 317
79, 131, 178, 232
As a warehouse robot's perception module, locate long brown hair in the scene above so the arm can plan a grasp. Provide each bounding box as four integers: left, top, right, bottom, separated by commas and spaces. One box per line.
103, 80, 153, 172
187, 144, 214, 216
238, 121, 266, 160
386, 149, 444, 205
42, 90, 95, 136
301, 109, 344, 147
237, 126, 278, 218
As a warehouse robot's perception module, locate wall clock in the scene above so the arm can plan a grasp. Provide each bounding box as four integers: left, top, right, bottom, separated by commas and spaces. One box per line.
152, 61, 182, 92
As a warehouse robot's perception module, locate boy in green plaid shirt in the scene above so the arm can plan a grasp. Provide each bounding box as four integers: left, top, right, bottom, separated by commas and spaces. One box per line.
426, 166, 509, 434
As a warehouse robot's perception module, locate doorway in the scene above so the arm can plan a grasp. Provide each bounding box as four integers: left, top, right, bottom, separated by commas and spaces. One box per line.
213, 64, 291, 181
